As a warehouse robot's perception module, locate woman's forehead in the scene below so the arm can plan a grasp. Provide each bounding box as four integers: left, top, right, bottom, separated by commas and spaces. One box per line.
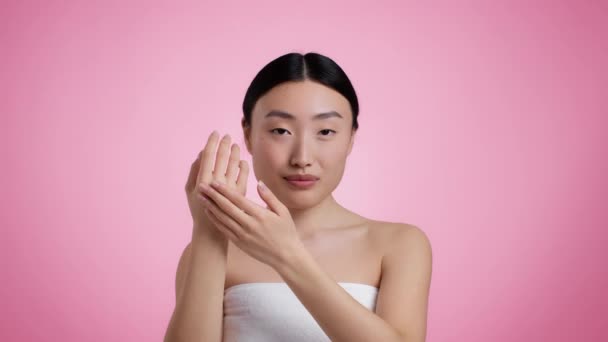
260, 109, 345, 122
253, 81, 351, 122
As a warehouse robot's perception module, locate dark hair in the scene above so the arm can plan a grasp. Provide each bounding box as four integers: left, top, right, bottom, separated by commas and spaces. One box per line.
242, 52, 359, 131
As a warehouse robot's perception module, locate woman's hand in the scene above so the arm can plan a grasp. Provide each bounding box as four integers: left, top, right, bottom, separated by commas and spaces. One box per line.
198, 179, 303, 269
185, 131, 249, 237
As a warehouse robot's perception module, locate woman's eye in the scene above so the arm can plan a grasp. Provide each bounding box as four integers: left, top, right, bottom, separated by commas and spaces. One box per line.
319, 129, 336, 136
269, 128, 336, 136
270, 128, 290, 135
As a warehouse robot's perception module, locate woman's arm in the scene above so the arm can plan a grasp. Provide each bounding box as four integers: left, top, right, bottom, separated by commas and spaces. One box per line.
163, 226, 228, 342
276, 224, 432, 342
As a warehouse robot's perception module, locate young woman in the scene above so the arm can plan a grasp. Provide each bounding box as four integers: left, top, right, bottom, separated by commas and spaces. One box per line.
164, 52, 433, 342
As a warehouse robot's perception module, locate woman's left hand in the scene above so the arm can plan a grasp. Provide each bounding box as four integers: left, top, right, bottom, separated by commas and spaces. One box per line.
198, 179, 302, 269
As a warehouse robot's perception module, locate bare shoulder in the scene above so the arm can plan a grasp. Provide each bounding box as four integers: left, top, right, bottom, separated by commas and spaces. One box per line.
368, 220, 433, 340
366, 219, 432, 257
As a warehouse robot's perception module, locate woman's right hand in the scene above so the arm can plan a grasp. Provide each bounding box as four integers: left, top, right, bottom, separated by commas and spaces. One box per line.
185, 130, 249, 238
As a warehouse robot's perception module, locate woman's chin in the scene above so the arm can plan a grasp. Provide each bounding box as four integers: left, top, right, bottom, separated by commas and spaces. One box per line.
277, 192, 319, 210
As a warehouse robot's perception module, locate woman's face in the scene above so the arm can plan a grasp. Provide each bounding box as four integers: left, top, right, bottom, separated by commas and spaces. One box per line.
243, 80, 356, 209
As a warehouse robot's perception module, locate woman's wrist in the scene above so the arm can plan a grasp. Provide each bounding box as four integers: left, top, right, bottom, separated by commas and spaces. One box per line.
192, 222, 227, 244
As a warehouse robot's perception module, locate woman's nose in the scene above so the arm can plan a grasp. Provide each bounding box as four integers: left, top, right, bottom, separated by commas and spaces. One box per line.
290, 139, 313, 168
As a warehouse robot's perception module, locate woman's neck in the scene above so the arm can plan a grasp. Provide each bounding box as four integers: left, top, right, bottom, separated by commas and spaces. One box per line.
287, 195, 352, 236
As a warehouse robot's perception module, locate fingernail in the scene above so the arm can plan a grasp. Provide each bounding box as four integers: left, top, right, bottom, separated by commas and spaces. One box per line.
258, 180, 266, 191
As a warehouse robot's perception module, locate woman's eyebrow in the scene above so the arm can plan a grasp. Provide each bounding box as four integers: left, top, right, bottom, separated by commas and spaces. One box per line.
264, 110, 343, 121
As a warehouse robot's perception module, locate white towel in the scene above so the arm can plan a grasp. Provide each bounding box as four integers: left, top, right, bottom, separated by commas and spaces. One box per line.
222, 282, 379, 342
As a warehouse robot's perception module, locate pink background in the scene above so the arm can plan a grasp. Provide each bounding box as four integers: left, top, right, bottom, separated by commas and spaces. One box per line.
2, 1, 607, 341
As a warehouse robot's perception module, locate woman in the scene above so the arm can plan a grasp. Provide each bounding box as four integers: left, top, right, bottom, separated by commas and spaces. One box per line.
164, 52, 432, 342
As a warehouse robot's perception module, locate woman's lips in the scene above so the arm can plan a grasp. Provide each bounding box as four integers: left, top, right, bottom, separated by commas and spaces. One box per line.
283, 178, 318, 189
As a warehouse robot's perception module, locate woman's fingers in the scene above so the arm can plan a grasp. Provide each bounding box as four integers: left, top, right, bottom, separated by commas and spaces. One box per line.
198, 130, 220, 185
236, 160, 249, 195
206, 209, 240, 242
212, 134, 232, 180
185, 151, 202, 192
193, 130, 247, 195
205, 203, 244, 241
225, 144, 241, 185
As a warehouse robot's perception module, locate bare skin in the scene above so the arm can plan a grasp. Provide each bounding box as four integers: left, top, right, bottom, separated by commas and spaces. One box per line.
164, 131, 249, 342
168, 79, 432, 341
224, 216, 389, 291
222, 80, 408, 290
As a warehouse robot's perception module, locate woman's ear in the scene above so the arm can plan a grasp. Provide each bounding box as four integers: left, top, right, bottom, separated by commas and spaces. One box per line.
241, 118, 252, 154
347, 128, 356, 156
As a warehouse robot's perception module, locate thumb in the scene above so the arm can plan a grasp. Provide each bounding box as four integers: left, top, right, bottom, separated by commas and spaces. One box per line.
257, 180, 286, 216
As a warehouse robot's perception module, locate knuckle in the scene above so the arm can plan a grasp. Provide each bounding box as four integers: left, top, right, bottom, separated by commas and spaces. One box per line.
258, 212, 270, 223
238, 230, 251, 242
